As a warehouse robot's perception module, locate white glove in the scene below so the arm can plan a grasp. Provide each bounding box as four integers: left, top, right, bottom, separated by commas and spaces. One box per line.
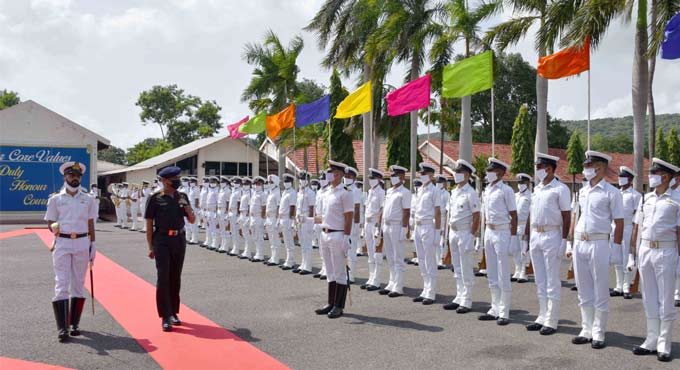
343, 235, 351, 253
464, 234, 476, 253
360, 228, 365, 239
610, 243, 623, 265
373, 228, 381, 239
565, 240, 573, 258
89, 241, 96, 264
474, 237, 482, 253
521, 240, 529, 256
626, 253, 635, 271
399, 227, 407, 241
509, 235, 519, 256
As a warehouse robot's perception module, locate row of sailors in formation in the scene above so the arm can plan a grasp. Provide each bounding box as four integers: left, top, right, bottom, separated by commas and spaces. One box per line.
118, 151, 679, 362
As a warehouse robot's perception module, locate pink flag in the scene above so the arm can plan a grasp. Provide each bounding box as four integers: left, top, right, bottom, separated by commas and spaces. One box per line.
228, 116, 249, 139
386, 74, 431, 116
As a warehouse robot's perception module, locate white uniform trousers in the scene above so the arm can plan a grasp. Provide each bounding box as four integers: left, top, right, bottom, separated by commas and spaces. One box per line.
118, 203, 128, 228
266, 217, 281, 264
347, 223, 360, 282
240, 213, 254, 258
204, 207, 217, 247
250, 217, 265, 260
298, 222, 314, 272
228, 214, 243, 254
414, 223, 438, 300
280, 218, 296, 267
139, 198, 148, 231
314, 224, 326, 276
484, 228, 512, 319
53, 237, 90, 301
130, 201, 140, 230
188, 211, 200, 244
611, 224, 634, 293
382, 224, 406, 293
320, 231, 349, 285
437, 212, 447, 265
529, 229, 563, 329
364, 222, 382, 287
449, 228, 475, 308
217, 209, 229, 251
512, 227, 529, 280
573, 239, 610, 341
676, 259, 680, 301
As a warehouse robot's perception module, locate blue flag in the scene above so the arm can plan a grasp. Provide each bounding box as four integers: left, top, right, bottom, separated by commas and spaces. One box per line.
661, 13, 680, 60
295, 95, 330, 127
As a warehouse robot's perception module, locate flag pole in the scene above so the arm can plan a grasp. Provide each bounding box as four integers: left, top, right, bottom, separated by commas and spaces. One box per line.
587, 69, 591, 150
491, 87, 495, 158
328, 120, 332, 161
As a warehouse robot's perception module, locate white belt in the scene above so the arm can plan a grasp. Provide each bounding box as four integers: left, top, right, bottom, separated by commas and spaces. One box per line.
532, 225, 561, 233
487, 223, 510, 231
415, 219, 434, 226
449, 222, 471, 232
575, 232, 609, 241
365, 216, 377, 223
641, 239, 677, 249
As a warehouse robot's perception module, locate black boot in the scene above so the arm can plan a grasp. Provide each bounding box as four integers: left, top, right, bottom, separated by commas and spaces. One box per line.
328, 284, 347, 319
69, 297, 86, 336
52, 300, 69, 342
315, 282, 336, 315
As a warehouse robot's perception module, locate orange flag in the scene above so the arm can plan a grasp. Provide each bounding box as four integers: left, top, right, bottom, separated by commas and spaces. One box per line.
538, 38, 590, 79
266, 104, 296, 140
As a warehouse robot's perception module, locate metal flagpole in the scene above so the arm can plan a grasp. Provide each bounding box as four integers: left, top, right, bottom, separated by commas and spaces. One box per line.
587, 70, 591, 150
491, 88, 495, 157
328, 120, 332, 161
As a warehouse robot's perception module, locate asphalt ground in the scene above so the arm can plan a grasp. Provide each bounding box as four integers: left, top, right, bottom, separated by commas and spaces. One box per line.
0, 222, 678, 370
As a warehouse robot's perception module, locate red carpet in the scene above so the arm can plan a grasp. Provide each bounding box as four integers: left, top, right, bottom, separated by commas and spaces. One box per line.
0, 357, 74, 370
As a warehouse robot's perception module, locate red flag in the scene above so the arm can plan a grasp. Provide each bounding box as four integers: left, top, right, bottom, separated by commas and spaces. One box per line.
538, 38, 590, 79
228, 116, 249, 139
386, 74, 431, 116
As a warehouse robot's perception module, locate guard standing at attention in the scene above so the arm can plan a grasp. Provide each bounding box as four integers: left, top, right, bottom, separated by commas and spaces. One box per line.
361, 168, 385, 291
144, 166, 195, 332
379, 165, 411, 298
45, 161, 97, 342
610, 166, 641, 299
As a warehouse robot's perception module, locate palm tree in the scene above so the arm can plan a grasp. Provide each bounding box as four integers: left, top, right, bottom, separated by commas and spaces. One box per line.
242, 30, 304, 176
430, 0, 502, 162
485, 0, 582, 154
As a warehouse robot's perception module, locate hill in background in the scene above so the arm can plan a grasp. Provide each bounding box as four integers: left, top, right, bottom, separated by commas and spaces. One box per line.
561, 113, 679, 138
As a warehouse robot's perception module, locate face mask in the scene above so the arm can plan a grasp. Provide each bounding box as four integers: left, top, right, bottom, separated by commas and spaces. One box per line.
435, 182, 443, 189
233, 183, 240, 188
419, 175, 431, 184
243, 185, 251, 190
518, 184, 527, 192
220, 183, 227, 188
343, 177, 354, 186
255, 185, 263, 191
369, 179, 379, 188
284, 182, 292, 189
454, 173, 465, 184
320, 179, 328, 187
670, 178, 677, 188
390, 176, 400, 186
311, 185, 319, 191
209, 183, 217, 188
485, 171, 497, 183
582, 168, 597, 181
64, 181, 80, 192
181, 181, 188, 188
300, 180, 308, 187
170, 179, 181, 189
535, 168, 547, 182
649, 174, 662, 188
326, 172, 335, 183
618, 177, 629, 187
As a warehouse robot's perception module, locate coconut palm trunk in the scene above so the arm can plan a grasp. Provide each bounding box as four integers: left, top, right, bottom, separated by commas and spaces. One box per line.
363, 65, 372, 188
535, 73, 549, 153
632, 0, 649, 191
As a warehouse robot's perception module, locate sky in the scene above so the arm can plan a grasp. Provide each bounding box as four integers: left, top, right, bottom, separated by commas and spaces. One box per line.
1, 0, 679, 149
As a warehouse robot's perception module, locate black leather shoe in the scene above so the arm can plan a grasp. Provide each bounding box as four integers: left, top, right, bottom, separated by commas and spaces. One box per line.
540, 327, 557, 335
674, 300, 679, 307
366, 285, 380, 291
170, 315, 181, 326
313, 273, 321, 278
320, 276, 327, 280
456, 306, 471, 314
422, 299, 434, 305
238, 255, 249, 259
251, 258, 263, 262
632, 346, 657, 356
315, 305, 333, 315
437, 265, 447, 270
570, 286, 578, 291
443, 302, 460, 310
517, 278, 528, 283
387, 292, 402, 298
657, 353, 671, 362
292, 268, 301, 273
413, 296, 424, 303
511, 277, 518, 282
299, 270, 312, 276
327, 306, 344, 319
478, 313, 497, 321
379, 289, 390, 295
281, 266, 292, 271
591, 340, 606, 349
360, 284, 368, 290
526, 323, 543, 331
497, 318, 509, 326
266, 262, 278, 266
610, 290, 623, 297
572, 336, 592, 345
623, 293, 633, 299
162, 318, 172, 332
69, 297, 86, 336
52, 300, 70, 342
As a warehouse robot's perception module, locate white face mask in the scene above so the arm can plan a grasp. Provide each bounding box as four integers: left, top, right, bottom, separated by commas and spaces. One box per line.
485, 171, 497, 183
369, 179, 379, 188
390, 176, 400, 186
535, 168, 547, 182
64, 181, 79, 192
255, 185, 263, 191
343, 177, 354, 186
209, 183, 217, 188
320, 179, 328, 187
649, 174, 662, 188
618, 177, 629, 187
181, 182, 188, 187
233, 183, 240, 188
300, 180, 308, 187
435, 182, 443, 189
311, 185, 319, 191
284, 182, 292, 189
419, 175, 431, 185
518, 184, 528, 192
454, 172, 466, 184
582, 167, 597, 181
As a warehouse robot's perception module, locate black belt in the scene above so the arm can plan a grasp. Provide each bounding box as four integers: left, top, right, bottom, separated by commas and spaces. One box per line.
322, 228, 343, 233
155, 229, 184, 236
58, 233, 89, 239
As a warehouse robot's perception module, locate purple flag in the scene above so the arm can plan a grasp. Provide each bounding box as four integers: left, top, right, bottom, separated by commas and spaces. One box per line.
295, 95, 330, 127
661, 13, 680, 60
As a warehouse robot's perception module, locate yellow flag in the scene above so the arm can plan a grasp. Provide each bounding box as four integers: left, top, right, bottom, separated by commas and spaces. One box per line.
334, 81, 372, 118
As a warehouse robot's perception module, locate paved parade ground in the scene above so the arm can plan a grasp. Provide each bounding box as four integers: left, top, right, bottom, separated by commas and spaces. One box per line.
0, 222, 677, 370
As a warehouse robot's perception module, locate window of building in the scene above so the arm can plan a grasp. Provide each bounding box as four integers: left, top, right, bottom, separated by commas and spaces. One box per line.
176, 155, 197, 175
221, 162, 238, 176
238, 162, 252, 176
204, 161, 221, 176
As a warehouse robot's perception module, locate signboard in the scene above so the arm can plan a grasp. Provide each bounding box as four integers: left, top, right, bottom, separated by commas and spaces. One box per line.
0, 145, 91, 212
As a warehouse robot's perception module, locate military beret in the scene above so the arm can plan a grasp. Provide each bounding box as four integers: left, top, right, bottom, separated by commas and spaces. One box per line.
158, 166, 181, 179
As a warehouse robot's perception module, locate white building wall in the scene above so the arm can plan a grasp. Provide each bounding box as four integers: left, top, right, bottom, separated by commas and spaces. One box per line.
198, 139, 259, 177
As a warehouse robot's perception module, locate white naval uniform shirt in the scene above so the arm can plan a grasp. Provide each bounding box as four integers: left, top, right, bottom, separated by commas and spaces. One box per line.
130, 189, 139, 203
228, 188, 241, 215
635, 190, 680, 242
351, 186, 362, 220
279, 187, 297, 218
414, 182, 442, 223
447, 183, 480, 225
315, 186, 329, 218
365, 185, 385, 223
321, 185, 354, 230
575, 179, 624, 234
482, 181, 517, 225
620, 187, 642, 225
250, 189, 265, 218
296, 186, 316, 219
118, 188, 129, 201
206, 186, 218, 209
266, 188, 281, 217
199, 187, 208, 208
217, 186, 231, 210
438, 186, 450, 217
515, 189, 531, 234
189, 186, 200, 208
45, 188, 98, 235
530, 178, 571, 227
382, 184, 411, 225
239, 188, 251, 214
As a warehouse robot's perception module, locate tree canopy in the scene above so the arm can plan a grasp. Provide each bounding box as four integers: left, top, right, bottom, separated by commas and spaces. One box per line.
0, 89, 20, 110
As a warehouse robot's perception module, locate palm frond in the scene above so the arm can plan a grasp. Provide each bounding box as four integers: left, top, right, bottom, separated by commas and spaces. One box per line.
484, 16, 538, 51
648, 0, 680, 56
561, 0, 628, 49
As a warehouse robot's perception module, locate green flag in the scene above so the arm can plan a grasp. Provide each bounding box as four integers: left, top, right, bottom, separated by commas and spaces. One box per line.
442, 50, 494, 98
238, 111, 266, 134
